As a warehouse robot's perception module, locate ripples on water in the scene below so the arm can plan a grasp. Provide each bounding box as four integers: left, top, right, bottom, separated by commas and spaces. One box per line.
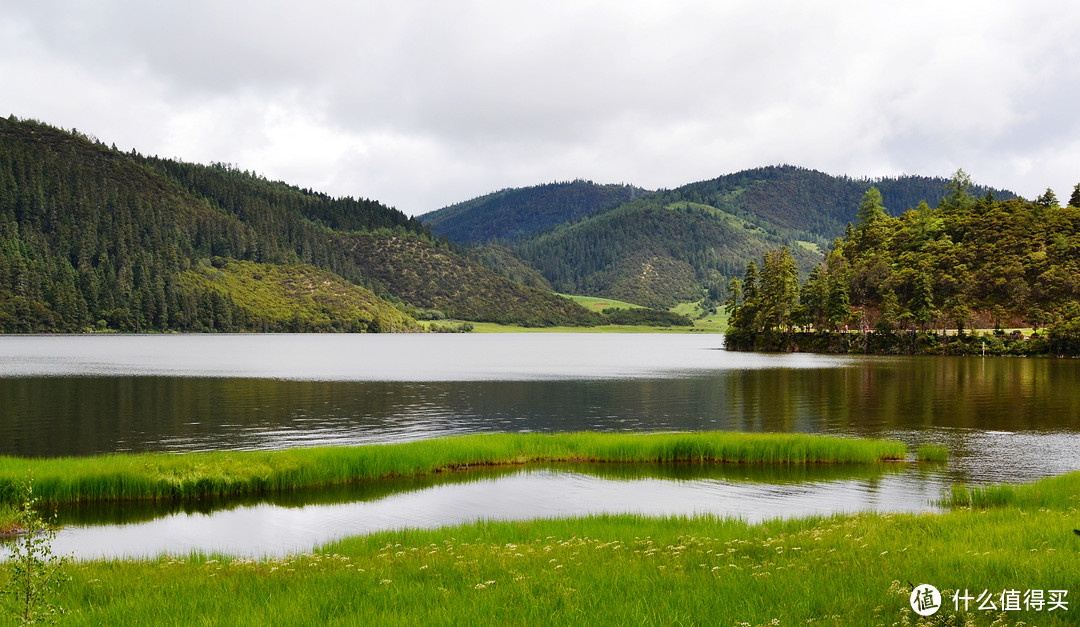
40, 463, 944, 560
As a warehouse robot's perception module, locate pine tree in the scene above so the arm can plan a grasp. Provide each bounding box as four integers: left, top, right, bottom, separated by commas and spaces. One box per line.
1035, 188, 1060, 209
854, 187, 887, 229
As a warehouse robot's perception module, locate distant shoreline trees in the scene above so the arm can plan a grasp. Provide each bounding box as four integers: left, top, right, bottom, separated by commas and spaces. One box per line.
727, 172, 1080, 356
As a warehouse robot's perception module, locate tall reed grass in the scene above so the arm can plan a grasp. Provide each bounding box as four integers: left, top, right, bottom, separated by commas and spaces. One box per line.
0, 432, 905, 506
946, 470, 1080, 509
915, 443, 948, 462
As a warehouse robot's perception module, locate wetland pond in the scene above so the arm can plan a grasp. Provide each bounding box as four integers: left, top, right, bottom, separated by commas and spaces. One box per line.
2, 333, 1079, 559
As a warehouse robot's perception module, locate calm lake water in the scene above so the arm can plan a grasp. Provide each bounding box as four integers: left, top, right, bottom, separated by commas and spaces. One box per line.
2, 333, 1079, 558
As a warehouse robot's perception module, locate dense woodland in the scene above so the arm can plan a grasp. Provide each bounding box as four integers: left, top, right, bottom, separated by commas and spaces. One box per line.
502, 167, 1012, 310
0, 117, 599, 332
512, 199, 815, 308
725, 173, 1080, 355
420, 180, 647, 243
3, 115, 1062, 336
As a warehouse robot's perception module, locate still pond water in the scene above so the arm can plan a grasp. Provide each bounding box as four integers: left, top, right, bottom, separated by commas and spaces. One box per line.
2, 333, 1079, 558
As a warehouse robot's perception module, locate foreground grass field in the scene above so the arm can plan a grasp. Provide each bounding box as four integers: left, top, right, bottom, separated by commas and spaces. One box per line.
0, 432, 905, 509
6, 471, 1076, 625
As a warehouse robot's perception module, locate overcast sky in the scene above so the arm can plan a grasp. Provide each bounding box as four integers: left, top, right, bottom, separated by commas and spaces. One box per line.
3, 1, 1080, 216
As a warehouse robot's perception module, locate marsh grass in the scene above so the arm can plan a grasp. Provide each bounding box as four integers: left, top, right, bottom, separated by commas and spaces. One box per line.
42, 505, 1080, 626
946, 470, 1080, 510
0, 432, 906, 507
0, 506, 16, 538
916, 443, 949, 462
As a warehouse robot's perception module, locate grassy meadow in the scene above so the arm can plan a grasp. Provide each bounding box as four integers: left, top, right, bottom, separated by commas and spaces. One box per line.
6, 434, 1077, 625
6, 472, 1077, 625
561, 294, 644, 312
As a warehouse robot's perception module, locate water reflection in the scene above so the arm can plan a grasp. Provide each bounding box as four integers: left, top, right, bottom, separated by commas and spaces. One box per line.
2, 356, 1080, 484
31, 462, 935, 560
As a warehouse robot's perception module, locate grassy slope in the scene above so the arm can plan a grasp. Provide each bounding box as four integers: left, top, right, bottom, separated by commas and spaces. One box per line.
671, 301, 730, 333
561, 294, 643, 311
513, 200, 820, 309
460, 297, 728, 333
337, 232, 599, 327
464, 321, 715, 333
14, 472, 1078, 625
179, 259, 418, 332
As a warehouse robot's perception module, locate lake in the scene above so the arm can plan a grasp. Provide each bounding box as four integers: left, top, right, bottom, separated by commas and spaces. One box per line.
2, 333, 1079, 558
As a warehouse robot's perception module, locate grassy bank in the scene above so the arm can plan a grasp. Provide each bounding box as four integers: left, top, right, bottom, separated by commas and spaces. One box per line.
465, 321, 716, 333
0, 432, 905, 507
16, 473, 1079, 625
947, 469, 1080, 510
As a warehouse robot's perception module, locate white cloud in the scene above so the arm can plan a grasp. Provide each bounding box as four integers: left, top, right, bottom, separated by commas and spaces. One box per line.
2, 1, 1080, 213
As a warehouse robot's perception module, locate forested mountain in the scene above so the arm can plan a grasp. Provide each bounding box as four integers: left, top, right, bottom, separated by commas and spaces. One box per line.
419, 180, 649, 243
0, 116, 596, 331
506, 166, 1015, 309
725, 176, 1080, 354
512, 199, 820, 308
669, 165, 1012, 244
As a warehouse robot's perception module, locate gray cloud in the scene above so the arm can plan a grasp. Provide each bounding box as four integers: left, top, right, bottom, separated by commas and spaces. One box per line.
2, 1, 1079, 214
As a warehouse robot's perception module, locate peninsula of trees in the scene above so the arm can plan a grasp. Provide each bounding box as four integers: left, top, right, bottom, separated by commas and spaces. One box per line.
725, 172, 1080, 355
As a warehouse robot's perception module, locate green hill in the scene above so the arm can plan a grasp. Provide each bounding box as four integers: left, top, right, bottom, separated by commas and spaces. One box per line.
668, 165, 1013, 244
419, 180, 649, 243
511, 198, 820, 308
0, 116, 595, 331
507, 166, 1015, 309
331, 231, 596, 326
178, 259, 419, 332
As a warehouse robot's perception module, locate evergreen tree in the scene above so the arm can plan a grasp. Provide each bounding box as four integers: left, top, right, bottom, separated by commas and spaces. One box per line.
758, 247, 799, 331
854, 187, 887, 230
941, 169, 976, 213
724, 276, 742, 321
733, 260, 759, 331
1035, 188, 1060, 209
799, 265, 829, 329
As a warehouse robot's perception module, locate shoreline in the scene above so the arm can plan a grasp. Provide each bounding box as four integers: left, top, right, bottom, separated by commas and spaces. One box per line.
6, 471, 1077, 625
0, 432, 905, 510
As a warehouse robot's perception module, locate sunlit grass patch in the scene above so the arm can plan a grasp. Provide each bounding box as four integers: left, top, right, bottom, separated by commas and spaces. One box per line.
0, 432, 905, 507
916, 444, 948, 462
45, 506, 1080, 626
946, 470, 1080, 510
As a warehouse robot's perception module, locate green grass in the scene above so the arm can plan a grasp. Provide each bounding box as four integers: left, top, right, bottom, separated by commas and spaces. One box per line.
7, 447, 1080, 625
0, 504, 15, 536
0, 432, 905, 507
21, 502, 1079, 625
670, 301, 730, 333
560, 294, 643, 311
945, 469, 1080, 510
916, 444, 949, 462
465, 321, 716, 333
178, 259, 419, 332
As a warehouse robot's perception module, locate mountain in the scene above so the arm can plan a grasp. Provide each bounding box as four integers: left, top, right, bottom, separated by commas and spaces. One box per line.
0, 116, 596, 332
419, 180, 649, 243
668, 165, 1012, 244
508, 166, 1016, 308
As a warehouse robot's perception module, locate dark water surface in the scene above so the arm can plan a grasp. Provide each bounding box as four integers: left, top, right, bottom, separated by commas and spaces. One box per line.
1, 334, 1078, 558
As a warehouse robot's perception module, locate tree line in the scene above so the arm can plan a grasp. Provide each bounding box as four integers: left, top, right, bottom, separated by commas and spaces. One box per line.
725, 171, 1080, 355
